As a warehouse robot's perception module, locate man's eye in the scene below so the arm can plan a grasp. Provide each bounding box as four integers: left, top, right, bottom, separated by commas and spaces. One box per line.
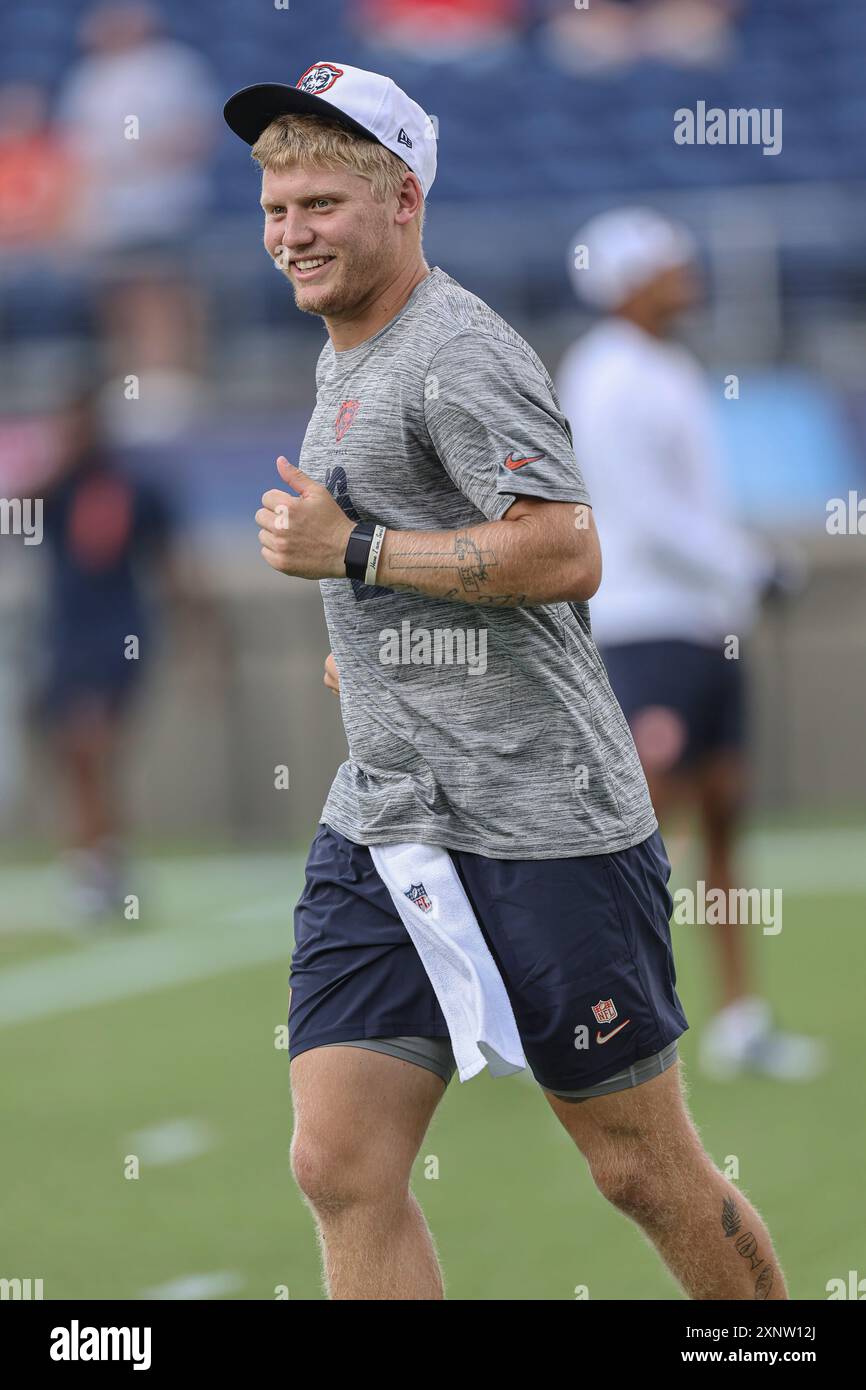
311, 199, 332, 209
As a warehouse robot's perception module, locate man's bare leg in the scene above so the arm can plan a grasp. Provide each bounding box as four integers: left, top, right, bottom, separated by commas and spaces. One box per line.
55, 701, 125, 850
546, 1060, 788, 1299
699, 752, 752, 1008
290, 1045, 446, 1299
635, 747, 693, 880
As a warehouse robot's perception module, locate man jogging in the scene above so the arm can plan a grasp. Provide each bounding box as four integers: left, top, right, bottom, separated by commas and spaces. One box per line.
556, 207, 825, 1084
224, 61, 787, 1300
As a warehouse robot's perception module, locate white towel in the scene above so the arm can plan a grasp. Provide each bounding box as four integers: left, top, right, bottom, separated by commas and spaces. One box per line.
369, 842, 527, 1083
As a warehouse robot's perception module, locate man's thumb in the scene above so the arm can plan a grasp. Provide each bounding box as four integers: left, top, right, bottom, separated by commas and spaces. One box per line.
276, 455, 311, 495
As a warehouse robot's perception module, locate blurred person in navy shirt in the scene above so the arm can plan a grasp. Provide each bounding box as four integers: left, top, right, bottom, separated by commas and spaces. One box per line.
33, 387, 177, 921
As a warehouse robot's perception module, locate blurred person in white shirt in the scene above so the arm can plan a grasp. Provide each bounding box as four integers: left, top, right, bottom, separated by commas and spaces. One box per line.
57, 2, 217, 396
57, 1, 216, 252
557, 207, 824, 1083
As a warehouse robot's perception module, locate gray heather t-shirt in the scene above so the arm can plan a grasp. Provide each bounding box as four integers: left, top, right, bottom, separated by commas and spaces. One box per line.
298, 266, 657, 859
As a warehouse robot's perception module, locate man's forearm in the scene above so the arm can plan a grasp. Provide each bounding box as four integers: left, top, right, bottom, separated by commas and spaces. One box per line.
374, 511, 594, 607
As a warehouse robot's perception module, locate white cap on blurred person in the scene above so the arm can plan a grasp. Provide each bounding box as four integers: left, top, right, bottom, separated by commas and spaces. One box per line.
568, 207, 697, 310
224, 61, 437, 197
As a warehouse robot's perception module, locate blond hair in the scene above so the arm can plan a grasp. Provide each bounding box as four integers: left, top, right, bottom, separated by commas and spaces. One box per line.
251, 113, 425, 238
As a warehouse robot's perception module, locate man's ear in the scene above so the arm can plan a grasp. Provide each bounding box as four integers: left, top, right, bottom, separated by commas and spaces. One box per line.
395, 172, 423, 225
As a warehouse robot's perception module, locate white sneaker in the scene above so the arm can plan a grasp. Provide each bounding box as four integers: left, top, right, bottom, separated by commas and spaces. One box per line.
699, 996, 828, 1082
62, 843, 130, 926
742, 1028, 828, 1082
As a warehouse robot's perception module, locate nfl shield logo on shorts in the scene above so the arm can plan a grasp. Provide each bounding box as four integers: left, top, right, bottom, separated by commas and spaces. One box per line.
591, 998, 618, 1025
405, 883, 433, 913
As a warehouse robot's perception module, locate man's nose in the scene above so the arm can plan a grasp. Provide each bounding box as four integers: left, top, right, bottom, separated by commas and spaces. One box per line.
280, 210, 316, 251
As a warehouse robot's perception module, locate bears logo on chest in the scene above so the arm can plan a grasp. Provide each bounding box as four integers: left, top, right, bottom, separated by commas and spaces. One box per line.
334, 400, 360, 442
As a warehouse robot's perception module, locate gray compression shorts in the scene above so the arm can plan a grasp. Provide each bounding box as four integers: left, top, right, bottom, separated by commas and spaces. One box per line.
322, 1035, 679, 1101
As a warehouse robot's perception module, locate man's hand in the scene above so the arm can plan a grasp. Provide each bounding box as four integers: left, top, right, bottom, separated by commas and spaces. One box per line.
324, 652, 340, 696
256, 456, 355, 580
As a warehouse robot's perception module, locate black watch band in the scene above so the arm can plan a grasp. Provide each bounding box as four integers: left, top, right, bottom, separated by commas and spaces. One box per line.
344, 521, 377, 581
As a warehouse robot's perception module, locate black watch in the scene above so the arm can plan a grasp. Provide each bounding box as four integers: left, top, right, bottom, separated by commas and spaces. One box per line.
344, 521, 377, 581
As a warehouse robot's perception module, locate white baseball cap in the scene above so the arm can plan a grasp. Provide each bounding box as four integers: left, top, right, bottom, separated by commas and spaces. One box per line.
224, 60, 437, 197
568, 207, 697, 309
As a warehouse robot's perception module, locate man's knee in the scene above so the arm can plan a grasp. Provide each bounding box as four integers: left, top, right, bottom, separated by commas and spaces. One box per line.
587, 1144, 671, 1224
288, 1043, 443, 1218
581, 1117, 697, 1227
290, 1129, 407, 1218
557, 1061, 704, 1224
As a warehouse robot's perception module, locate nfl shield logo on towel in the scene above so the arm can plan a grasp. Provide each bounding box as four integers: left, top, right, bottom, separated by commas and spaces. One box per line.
405, 883, 433, 913
591, 998, 618, 1025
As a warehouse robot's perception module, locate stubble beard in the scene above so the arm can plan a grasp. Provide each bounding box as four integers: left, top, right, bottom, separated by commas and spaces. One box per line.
286, 238, 385, 321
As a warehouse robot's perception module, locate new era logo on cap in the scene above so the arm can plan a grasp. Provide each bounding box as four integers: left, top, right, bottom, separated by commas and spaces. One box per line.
223, 60, 437, 197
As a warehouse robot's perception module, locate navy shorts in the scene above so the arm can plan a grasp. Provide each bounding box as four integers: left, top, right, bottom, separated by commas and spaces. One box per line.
36, 662, 141, 725
289, 822, 689, 1095
600, 639, 745, 772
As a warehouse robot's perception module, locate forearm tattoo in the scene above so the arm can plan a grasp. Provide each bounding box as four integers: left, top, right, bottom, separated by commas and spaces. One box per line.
385, 532, 496, 592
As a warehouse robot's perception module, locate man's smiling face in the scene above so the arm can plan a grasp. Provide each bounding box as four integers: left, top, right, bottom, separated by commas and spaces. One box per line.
261, 164, 397, 320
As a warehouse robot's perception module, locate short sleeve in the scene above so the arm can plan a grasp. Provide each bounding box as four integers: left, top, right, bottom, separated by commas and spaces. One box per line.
423, 330, 592, 521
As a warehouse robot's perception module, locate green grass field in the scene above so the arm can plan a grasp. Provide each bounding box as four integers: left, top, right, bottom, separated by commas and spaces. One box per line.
2, 823, 864, 1301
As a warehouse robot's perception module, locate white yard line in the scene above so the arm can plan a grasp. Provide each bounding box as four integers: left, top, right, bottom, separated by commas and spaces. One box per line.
0, 896, 292, 1026
0, 852, 301, 934
139, 1271, 245, 1301
124, 1118, 216, 1167
676, 827, 866, 893
754, 827, 866, 887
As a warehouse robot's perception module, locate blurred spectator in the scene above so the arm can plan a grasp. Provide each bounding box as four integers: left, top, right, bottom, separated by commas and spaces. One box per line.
356, 0, 524, 60
0, 83, 91, 343
543, 0, 742, 75
22, 382, 217, 921
0, 84, 80, 252
56, 2, 218, 390
642, 0, 742, 65
56, 1, 217, 252
557, 206, 825, 1082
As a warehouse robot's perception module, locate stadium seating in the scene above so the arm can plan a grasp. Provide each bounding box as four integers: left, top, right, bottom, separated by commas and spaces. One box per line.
0, 0, 863, 201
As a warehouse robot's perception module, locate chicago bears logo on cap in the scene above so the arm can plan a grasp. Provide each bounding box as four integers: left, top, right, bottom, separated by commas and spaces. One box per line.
296, 62, 344, 95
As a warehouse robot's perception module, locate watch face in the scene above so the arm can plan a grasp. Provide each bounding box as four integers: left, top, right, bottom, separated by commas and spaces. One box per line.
345, 522, 374, 580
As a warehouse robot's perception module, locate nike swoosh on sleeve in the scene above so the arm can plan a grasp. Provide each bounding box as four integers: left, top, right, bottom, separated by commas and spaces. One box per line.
503, 453, 544, 470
